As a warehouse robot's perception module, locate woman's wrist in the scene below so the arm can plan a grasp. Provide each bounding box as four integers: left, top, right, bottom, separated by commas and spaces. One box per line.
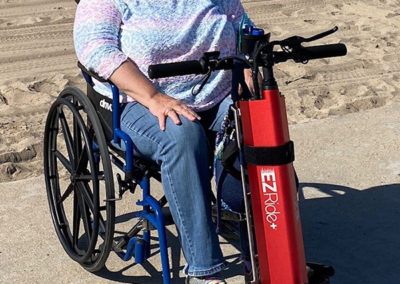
109, 60, 160, 105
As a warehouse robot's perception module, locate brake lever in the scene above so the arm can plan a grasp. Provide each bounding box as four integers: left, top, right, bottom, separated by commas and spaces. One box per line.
302, 26, 338, 42
279, 26, 339, 48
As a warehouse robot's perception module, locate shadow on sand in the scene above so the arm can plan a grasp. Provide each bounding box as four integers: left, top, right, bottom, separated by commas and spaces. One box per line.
299, 183, 400, 284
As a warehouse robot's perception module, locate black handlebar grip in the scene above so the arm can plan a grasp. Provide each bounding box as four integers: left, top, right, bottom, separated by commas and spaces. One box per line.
148, 60, 205, 79
298, 43, 347, 61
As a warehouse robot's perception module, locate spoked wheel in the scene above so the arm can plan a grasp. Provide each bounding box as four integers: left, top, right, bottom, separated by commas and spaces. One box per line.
44, 87, 115, 272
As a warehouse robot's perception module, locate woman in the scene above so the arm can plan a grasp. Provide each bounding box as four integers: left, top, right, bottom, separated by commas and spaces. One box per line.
74, 1, 255, 282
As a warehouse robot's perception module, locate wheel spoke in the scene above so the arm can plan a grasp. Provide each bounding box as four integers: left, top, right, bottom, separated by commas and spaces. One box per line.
59, 108, 75, 166
75, 125, 95, 178
75, 174, 94, 181
72, 190, 81, 249
76, 145, 89, 174
76, 189, 93, 243
54, 150, 72, 173
77, 182, 107, 234
77, 182, 95, 212
53, 182, 73, 244
76, 124, 95, 175
73, 105, 83, 167
58, 183, 74, 205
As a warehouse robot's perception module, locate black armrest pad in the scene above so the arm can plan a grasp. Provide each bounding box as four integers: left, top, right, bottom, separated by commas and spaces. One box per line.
77, 61, 110, 83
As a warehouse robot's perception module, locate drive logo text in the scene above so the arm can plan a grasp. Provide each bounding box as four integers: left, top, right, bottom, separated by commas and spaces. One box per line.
100, 99, 112, 112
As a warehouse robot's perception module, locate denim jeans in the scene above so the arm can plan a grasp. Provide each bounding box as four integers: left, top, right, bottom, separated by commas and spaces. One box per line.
120, 96, 233, 276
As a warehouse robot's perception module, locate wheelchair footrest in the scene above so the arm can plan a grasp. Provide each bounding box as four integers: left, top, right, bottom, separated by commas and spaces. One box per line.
120, 236, 146, 263
212, 205, 246, 222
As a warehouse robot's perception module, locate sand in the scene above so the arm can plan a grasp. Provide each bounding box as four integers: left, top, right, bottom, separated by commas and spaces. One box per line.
1, 102, 399, 283
1, 0, 400, 182
0, 0, 399, 283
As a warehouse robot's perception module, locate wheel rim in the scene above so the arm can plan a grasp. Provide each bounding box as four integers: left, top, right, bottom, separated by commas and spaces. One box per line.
44, 89, 115, 269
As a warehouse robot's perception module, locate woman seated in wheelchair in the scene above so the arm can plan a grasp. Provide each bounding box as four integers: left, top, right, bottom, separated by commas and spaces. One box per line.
74, 0, 256, 283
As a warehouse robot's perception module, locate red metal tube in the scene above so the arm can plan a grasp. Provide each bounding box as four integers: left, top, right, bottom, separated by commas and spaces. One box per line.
239, 89, 308, 284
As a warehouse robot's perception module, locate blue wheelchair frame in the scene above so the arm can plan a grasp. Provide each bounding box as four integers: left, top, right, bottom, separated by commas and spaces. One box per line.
81, 70, 172, 283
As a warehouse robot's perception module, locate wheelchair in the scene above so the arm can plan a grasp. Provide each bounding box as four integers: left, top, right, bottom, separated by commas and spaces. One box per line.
43, 60, 178, 281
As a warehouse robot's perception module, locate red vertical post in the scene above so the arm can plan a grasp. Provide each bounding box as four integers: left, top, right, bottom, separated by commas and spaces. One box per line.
239, 89, 308, 284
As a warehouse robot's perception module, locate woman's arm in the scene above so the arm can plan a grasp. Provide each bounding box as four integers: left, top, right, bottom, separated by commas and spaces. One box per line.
74, 0, 199, 130
109, 61, 200, 131
73, 0, 127, 80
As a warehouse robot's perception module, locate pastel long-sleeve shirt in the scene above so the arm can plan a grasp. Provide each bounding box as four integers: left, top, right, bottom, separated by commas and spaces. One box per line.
73, 0, 247, 111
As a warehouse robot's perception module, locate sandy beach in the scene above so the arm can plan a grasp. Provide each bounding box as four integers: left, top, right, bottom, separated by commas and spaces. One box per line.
0, 0, 399, 283
1, 0, 400, 182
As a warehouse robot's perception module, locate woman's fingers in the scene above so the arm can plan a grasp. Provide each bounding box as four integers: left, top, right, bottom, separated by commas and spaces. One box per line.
168, 109, 182, 125
175, 104, 201, 121
159, 108, 180, 131
148, 93, 201, 130
159, 113, 167, 131
158, 105, 200, 131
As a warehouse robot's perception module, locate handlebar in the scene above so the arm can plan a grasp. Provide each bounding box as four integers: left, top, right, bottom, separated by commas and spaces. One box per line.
148, 60, 206, 79
274, 43, 347, 63
148, 43, 347, 79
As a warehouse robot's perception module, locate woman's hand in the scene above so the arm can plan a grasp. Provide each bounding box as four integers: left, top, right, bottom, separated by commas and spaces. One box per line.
110, 60, 200, 131
240, 68, 263, 95
147, 92, 201, 131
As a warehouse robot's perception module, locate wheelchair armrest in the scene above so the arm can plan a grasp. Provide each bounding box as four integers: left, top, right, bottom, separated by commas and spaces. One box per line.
77, 61, 110, 83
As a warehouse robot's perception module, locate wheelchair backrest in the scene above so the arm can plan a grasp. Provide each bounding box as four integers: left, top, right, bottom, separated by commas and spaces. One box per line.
86, 85, 114, 142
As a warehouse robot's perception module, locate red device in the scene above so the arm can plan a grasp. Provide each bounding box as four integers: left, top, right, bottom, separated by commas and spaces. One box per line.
239, 89, 307, 283
233, 26, 346, 284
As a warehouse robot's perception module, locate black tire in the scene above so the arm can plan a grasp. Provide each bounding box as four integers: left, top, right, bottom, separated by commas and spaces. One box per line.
44, 87, 115, 272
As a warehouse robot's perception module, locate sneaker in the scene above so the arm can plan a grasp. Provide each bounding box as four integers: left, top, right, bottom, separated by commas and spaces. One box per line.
185, 274, 227, 284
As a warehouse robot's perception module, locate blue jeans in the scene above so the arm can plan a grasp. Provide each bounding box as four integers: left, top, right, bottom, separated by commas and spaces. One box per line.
120, 96, 233, 276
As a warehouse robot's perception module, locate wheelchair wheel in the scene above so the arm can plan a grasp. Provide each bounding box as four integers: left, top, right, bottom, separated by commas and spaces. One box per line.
44, 87, 115, 272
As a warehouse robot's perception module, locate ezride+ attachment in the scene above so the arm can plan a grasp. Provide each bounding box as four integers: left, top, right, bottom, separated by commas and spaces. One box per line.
148, 22, 347, 284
